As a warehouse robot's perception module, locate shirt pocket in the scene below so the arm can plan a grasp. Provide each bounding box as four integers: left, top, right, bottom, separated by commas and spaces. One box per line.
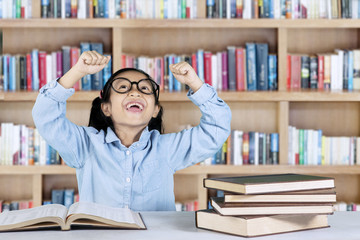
140, 160, 161, 193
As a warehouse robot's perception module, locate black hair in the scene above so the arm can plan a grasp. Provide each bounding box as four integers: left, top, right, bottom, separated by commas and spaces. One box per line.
88, 68, 164, 134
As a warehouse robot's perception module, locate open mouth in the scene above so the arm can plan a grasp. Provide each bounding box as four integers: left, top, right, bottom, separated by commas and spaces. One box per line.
126, 102, 144, 112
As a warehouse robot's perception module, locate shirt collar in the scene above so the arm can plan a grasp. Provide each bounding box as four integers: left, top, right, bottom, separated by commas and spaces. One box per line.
104, 126, 151, 150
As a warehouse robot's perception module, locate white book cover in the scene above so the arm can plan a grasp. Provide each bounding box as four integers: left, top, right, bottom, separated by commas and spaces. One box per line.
232, 130, 239, 165
274, 0, 281, 19
192, 0, 197, 18
335, 49, 344, 90
7, 123, 14, 165
353, 0, 358, 19
13, 125, 20, 166
357, 137, 360, 165
226, 0, 231, 19
23, 125, 29, 166
243, 0, 251, 19
39, 135, 47, 166
77, 0, 86, 19
313, 130, 319, 165
216, 52, 222, 91
109, 0, 116, 19
288, 126, 293, 165
61, 0, 66, 18
326, 0, 331, 19
0, 123, 5, 165
319, 0, 327, 18
211, 54, 217, 91
330, 54, 338, 91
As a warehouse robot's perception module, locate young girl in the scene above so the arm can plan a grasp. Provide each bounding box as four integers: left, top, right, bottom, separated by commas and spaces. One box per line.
32, 50, 232, 211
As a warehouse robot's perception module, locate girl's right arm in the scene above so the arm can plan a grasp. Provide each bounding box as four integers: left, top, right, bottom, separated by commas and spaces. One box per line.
32, 51, 110, 168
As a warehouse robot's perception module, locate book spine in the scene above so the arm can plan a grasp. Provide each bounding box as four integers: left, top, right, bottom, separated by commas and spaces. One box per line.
317, 55, 324, 89
204, 51, 212, 86
90, 43, 103, 90
309, 55, 318, 89
268, 54, 277, 90
300, 55, 310, 88
270, 133, 279, 164
235, 47, 245, 91
227, 46, 236, 90
221, 51, 228, 90
38, 51, 47, 89
256, 43, 269, 90
246, 43, 257, 91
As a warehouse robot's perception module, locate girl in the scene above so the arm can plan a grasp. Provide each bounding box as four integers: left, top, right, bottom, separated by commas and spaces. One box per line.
32, 51, 232, 211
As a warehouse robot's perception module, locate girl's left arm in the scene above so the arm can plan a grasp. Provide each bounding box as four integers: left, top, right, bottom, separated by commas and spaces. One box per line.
160, 63, 232, 172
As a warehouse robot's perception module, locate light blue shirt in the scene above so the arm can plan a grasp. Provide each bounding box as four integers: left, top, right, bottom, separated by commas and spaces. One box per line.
32, 80, 232, 211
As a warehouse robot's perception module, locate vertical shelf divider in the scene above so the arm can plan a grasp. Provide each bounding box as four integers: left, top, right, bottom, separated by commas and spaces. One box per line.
112, 27, 123, 72
277, 27, 288, 91
32, 174, 42, 207
278, 101, 289, 165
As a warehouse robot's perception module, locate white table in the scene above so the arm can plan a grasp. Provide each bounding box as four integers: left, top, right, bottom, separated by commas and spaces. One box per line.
0, 211, 359, 240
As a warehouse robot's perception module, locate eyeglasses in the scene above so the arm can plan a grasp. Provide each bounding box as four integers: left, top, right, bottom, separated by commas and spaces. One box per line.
111, 77, 159, 100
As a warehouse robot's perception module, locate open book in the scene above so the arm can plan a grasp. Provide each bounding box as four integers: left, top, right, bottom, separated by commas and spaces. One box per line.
0, 202, 146, 231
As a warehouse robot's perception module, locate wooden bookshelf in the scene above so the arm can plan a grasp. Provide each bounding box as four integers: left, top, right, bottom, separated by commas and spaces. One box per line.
2, 5, 360, 209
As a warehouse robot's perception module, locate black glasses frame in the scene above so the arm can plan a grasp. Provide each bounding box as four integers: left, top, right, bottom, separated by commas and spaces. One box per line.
110, 77, 160, 100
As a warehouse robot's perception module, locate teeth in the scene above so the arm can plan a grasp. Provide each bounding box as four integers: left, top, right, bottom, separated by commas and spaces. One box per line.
126, 102, 143, 110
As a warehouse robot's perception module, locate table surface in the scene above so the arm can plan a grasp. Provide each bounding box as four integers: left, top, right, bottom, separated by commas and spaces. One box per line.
0, 211, 359, 240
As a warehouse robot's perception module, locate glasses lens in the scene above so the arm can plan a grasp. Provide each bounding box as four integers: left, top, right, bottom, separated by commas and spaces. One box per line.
138, 79, 156, 94
112, 79, 131, 93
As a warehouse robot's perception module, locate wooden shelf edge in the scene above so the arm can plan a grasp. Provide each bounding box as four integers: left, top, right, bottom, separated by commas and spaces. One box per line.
1, 165, 357, 175
0, 165, 75, 175
3, 90, 360, 102
177, 165, 360, 175
1, 19, 360, 29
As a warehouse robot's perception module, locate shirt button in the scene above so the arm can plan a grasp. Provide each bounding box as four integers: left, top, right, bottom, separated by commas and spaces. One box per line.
126, 177, 131, 183
126, 150, 131, 155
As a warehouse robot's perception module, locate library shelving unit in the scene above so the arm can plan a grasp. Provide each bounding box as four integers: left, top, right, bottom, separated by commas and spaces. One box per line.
2, 0, 360, 210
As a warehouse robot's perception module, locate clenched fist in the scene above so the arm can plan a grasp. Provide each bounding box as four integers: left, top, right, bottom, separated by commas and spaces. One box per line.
74, 51, 111, 75
169, 62, 203, 92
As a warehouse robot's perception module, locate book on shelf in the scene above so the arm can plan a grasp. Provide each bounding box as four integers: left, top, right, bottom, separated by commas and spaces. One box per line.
288, 125, 360, 166
196, 209, 329, 238
203, 173, 335, 194
223, 188, 337, 203
0, 201, 146, 232
210, 197, 334, 216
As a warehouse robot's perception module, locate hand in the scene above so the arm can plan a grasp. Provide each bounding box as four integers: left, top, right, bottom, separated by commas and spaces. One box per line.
74, 51, 111, 76
169, 62, 203, 92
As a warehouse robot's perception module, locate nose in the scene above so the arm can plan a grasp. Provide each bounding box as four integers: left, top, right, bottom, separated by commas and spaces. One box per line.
128, 85, 141, 97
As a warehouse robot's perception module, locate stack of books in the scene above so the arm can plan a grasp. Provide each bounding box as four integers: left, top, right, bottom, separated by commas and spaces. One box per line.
196, 173, 336, 237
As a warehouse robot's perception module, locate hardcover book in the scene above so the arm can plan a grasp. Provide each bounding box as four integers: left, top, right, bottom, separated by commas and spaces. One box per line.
0, 201, 146, 232
203, 173, 335, 194
211, 197, 334, 215
196, 209, 329, 237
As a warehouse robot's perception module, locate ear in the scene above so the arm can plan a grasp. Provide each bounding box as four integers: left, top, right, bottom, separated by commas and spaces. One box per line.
101, 102, 112, 117
152, 105, 160, 118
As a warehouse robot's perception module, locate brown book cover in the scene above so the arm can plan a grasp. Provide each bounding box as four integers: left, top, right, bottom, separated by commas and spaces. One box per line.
224, 188, 337, 203
211, 197, 334, 216
203, 173, 335, 194
196, 209, 329, 238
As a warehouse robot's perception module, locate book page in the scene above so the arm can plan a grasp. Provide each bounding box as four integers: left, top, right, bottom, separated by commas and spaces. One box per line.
0, 204, 68, 227
67, 202, 137, 225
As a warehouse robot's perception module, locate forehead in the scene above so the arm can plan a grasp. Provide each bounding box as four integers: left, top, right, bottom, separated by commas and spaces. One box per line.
114, 70, 148, 82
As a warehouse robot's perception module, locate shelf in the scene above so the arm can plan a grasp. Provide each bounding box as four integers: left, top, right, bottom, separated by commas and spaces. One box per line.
2, 90, 360, 102
1, 19, 360, 29
178, 165, 360, 175
1, 165, 360, 175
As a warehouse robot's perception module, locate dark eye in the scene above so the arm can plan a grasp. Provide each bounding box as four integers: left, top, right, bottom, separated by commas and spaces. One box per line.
141, 86, 150, 90
119, 84, 129, 89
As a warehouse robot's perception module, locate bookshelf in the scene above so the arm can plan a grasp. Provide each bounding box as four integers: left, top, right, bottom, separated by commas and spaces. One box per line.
2, 0, 360, 210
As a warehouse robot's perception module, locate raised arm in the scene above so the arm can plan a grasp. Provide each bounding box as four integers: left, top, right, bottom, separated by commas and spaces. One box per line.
160, 62, 232, 172
32, 51, 110, 168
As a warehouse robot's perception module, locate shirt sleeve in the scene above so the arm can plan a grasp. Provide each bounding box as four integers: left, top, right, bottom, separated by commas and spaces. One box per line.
160, 83, 232, 172
32, 79, 89, 168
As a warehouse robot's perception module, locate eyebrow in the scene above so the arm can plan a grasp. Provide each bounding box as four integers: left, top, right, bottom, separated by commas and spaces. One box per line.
113, 77, 152, 82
